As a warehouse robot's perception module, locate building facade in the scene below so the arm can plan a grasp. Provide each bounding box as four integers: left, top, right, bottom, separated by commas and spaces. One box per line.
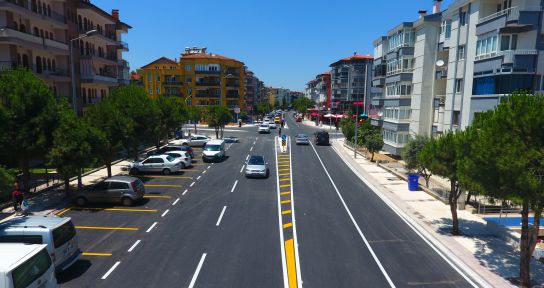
330, 54, 373, 115
245, 69, 262, 114
0, 0, 131, 114
371, 0, 544, 155
139, 47, 246, 111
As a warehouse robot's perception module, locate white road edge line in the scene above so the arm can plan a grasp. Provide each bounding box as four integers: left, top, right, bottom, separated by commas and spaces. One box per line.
331, 145, 483, 288
146, 222, 157, 233
275, 136, 289, 288
310, 142, 396, 288
188, 253, 207, 288
230, 180, 238, 193
172, 198, 180, 205
240, 165, 245, 173
161, 209, 170, 217
207, 165, 211, 169
216, 206, 227, 226
250, 146, 253, 151
288, 136, 302, 287
127, 240, 141, 252
190, 182, 195, 187
202, 170, 206, 174
197, 176, 201, 180
246, 154, 250, 161
101, 261, 121, 280
182, 189, 188, 195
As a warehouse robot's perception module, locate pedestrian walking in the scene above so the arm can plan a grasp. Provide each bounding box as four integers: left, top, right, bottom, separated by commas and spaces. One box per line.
278, 127, 282, 136
11, 183, 23, 213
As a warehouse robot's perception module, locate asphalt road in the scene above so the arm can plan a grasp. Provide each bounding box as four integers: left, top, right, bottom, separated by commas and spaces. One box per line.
56, 117, 477, 288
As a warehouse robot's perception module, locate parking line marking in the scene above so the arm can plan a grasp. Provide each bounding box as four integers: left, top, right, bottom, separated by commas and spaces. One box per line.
188, 253, 207, 288
172, 198, 180, 205
280, 184, 291, 188
142, 176, 193, 179
82, 252, 112, 257
282, 210, 292, 215
250, 146, 253, 151
253, 141, 256, 145
70, 207, 158, 213
281, 200, 291, 204
146, 222, 158, 233
101, 261, 121, 280
280, 191, 291, 195
182, 189, 188, 195
75, 226, 138, 231
128, 240, 141, 252
240, 165, 245, 173
161, 209, 170, 217
230, 180, 238, 193
144, 184, 182, 188
197, 176, 201, 180
56, 208, 71, 216
143, 195, 172, 199
283, 222, 293, 229
216, 206, 227, 226
190, 182, 195, 187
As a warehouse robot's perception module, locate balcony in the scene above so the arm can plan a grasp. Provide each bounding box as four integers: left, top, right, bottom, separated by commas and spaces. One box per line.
0, 61, 69, 80
195, 70, 220, 75
196, 78, 220, 86
226, 92, 240, 98
0, 27, 68, 53
117, 41, 129, 51
226, 81, 239, 87
478, 6, 519, 24
1, 0, 66, 26
195, 93, 220, 98
80, 53, 118, 65
164, 80, 183, 86
225, 70, 240, 76
498, 49, 538, 64
435, 66, 448, 79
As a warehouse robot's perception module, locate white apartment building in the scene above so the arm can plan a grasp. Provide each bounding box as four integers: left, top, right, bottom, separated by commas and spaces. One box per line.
372, 0, 544, 155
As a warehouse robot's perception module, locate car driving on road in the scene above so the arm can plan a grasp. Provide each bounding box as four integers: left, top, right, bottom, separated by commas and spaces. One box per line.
295, 134, 309, 145
258, 123, 270, 134
129, 155, 183, 175
245, 155, 269, 178
74, 176, 145, 206
314, 131, 330, 145
202, 139, 226, 162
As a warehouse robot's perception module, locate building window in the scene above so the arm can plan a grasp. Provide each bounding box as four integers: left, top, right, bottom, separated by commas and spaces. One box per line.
540, 75, 544, 91
440, 20, 452, 39
500, 34, 518, 51
156, 75, 160, 82
156, 87, 161, 94
196, 64, 206, 71
475, 35, 498, 59
187, 88, 192, 96
155, 66, 159, 70
185, 64, 192, 71
455, 79, 463, 93
452, 111, 460, 126
459, 11, 467, 26
147, 73, 152, 82
148, 88, 152, 94
457, 45, 465, 60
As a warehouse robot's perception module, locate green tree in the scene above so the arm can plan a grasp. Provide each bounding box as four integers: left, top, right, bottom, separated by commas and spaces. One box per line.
0, 68, 58, 192
47, 101, 92, 195
419, 131, 467, 236
109, 85, 159, 160
292, 97, 314, 114
154, 96, 187, 149
187, 106, 202, 134
366, 132, 384, 162
356, 121, 374, 147
457, 93, 544, 287
0, 166, 16, 203
281, 95, 287, 110
205, 105, 231, 138
256, 103, 270, 115
340, 113, 355, 142
402, 135, 432, 187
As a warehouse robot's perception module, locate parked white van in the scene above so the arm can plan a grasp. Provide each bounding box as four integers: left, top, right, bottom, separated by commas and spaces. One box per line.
0, 243, 58, 288
0, 216, 80, 273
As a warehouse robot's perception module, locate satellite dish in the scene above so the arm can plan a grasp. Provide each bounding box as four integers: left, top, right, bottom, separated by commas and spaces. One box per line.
436, 59, 445, 67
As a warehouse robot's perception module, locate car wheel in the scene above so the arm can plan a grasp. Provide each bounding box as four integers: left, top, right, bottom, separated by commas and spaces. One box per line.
129, 168, 139, 175
180, 162, 186, 169
162, 168, 171, 175
122, 197, 133, 206
75, 197, 86, 206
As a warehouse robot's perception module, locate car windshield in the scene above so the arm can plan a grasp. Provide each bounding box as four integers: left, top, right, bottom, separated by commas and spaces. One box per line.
204, 145, 221, 151
165, 155, 175, 162
297, 134, 307, 138
260, 125, 268, 128
248, 156, 264, 165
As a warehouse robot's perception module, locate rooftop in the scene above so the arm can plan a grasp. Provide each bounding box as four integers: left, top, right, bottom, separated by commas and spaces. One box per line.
330, 54, 373, 67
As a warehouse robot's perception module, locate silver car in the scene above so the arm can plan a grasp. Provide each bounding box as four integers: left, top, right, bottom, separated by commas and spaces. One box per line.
245, 155, 269, 178
180, 134, 211, 147
295, 134, 309, 145
165, 151, 192, 168
129, 155, 182, 175
75, 176, 145, 206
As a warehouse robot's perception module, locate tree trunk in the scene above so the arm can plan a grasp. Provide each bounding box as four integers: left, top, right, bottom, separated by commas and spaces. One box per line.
529, 203, 543, 257
20, 156, 30, 193
64, 176, 70, 198
466, 192, 472, 204
370, 152, 374, 162
106, 163, 112, 178
449, 181, 460, 235
214, 127, 219, 139
77, 168, 82, 189
520, 199, 531, 287
194, 123, 197, 134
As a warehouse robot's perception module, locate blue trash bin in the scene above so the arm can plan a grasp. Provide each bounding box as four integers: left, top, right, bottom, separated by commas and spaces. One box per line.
408, 174, 419, 191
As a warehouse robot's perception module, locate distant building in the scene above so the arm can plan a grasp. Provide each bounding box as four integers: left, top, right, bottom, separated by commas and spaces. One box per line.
245, 69, 263, 114
329, 54, 373, 115
305, 72, 331, 109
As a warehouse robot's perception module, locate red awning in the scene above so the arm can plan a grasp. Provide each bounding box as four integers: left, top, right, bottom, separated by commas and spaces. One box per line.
310, 113, 319, 117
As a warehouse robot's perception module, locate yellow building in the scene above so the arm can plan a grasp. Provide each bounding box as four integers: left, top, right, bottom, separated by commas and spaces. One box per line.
139, 47, 245, 111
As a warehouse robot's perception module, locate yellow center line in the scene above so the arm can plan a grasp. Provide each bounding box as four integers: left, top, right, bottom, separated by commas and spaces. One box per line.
282, 210, 292, 215
142, 176, 192, 179
279, 169, 290, 172
280, 184, 291, 188
81, 252, 112, 257
278, 173, 290, 176
280, 191, 291, 195
281, 199, 291, 204
143, 195, 173, 198
75, 226, 138, 231
285, 239, 298, 287
144, 184, 182, 188
279, 178, 290, 181
283, 222, 293, 229
70, 207, 158, 213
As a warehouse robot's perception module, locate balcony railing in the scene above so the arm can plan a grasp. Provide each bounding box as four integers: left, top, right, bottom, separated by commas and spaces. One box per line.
3, 0, 66, 24
195, 93, 220, 98
478, 6, 519, 24
226, 93, 240, 98
164, 80, 183, 85
118, 41, 128, 50
0, 26, 68, 50
498, 49, 538, 64
195, 70, 220, 74
196, 81, 220, 86
0, 61, 68, 77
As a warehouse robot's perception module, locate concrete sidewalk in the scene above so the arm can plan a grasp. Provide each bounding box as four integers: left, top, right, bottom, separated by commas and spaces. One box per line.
330, 138, 544, 287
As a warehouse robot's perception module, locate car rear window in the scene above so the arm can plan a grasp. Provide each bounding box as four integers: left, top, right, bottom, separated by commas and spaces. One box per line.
109, 181, 129, 190
165, 155, 175, 162
52, 221, 76, 248
12, 248, 51, 288
134, 179, 145, 191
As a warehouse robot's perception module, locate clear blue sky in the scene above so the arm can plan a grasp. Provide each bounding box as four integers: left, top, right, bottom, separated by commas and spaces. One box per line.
93, 0, 453, 91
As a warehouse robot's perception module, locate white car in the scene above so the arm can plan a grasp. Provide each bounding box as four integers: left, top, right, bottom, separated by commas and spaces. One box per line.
164, 151, 193, 168
258, 124, 270, 134
179, 134, 211, 147
268, 122, 277, 129
129, 155, 183, 175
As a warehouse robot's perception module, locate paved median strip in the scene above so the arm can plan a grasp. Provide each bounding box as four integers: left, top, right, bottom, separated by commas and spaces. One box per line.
75, 226, 138, 231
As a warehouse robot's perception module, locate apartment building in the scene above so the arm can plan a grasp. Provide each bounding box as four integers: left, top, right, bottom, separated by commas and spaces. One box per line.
140, 47, 246, 111
371, 0, 544, 155
329, 54, 373, 115
245, 69, 263, 114
0, 0, 131, 114
304, 72, 332, 109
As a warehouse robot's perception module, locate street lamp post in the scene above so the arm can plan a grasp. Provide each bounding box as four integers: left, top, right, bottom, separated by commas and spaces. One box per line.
70, 29, 97, 114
